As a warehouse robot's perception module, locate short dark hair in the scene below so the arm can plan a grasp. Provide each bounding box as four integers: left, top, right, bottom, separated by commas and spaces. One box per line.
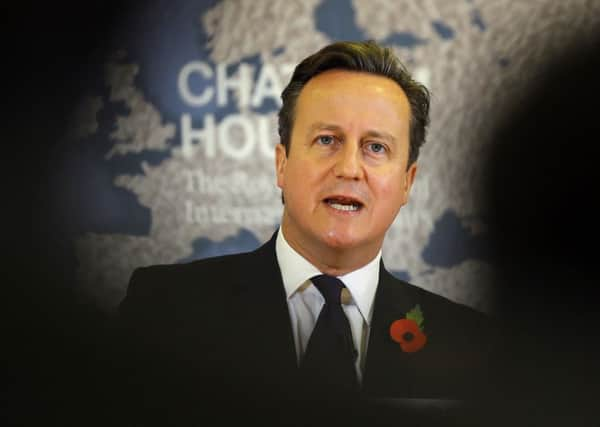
278, 40, 430, 168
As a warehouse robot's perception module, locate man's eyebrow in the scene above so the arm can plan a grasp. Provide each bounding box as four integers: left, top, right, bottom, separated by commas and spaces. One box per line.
307, 123, 397, 143
363, 130, 396, 143
307, 122, 344, 134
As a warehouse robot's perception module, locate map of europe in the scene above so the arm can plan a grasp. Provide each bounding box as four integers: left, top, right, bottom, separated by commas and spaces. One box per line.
65, 0, 600, 311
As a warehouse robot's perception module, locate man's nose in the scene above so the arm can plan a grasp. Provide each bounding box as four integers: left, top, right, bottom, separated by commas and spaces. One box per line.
334, 142, 364, 180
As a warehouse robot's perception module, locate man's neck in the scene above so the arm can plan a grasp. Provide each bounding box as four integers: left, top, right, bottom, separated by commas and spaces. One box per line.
280, 225, 381, 277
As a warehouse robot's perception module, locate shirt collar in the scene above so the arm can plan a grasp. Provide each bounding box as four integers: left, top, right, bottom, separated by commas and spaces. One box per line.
275, 228, 381, 325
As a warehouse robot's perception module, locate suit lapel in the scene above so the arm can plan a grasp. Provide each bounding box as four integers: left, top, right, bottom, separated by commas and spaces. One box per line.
362, 262, 491, 399
226, 232, 298, 388
362, 263, 424, 397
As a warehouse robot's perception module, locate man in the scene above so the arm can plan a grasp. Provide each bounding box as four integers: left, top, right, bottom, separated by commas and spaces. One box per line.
117, 41, 496, 425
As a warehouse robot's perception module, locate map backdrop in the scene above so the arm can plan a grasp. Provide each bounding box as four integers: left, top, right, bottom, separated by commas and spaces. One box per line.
58, 0, 600, 312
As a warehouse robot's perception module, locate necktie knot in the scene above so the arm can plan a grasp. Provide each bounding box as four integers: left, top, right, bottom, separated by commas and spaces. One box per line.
310, 274, 344, 305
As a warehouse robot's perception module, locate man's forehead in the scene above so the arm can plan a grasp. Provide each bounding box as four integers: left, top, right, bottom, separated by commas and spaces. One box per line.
302, 69, 402, 92
293, 70, 410, 129
297, 69, 410, 110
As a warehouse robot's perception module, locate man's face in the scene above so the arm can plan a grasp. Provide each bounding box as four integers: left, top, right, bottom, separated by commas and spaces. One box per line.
276, 69, 417, 261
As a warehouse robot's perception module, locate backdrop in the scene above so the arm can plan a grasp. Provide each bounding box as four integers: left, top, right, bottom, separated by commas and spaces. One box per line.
49, 0, 600, 312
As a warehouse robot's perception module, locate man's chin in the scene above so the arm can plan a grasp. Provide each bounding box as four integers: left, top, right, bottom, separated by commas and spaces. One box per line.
319, 231, 366, 252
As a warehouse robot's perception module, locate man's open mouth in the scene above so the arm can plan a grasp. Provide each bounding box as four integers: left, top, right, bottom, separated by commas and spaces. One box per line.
324, 197, 363, 212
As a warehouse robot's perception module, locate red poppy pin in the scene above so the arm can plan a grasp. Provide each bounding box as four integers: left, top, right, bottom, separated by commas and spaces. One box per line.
389, 304, 427, 353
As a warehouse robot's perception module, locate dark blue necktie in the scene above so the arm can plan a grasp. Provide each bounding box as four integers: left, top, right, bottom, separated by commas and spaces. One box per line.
299, 274, 359, 393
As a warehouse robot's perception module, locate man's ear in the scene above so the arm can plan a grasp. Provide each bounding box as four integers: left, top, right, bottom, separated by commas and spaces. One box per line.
403, 162, 418, 201
275, 143, 287, 190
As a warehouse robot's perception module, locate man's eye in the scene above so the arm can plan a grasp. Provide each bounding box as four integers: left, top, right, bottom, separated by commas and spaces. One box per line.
368, 143, 386, 153
317, 135, 334, 145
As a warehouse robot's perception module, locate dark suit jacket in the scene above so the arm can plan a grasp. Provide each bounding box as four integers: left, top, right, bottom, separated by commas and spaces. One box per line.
116, 232, 498, 425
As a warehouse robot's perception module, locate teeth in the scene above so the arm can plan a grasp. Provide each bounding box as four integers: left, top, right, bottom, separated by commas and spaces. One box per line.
328, 202, 359, 211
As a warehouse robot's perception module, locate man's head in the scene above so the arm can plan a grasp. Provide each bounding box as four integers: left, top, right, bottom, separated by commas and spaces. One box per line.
275, 41, 430, 274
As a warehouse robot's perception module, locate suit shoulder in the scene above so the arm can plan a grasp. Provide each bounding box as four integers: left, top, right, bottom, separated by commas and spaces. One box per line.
414, 281, 487, 321
120, 250, 257, 316
383, 271, 494, 331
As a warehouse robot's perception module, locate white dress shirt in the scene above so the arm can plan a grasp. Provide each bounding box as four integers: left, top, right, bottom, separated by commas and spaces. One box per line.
275, 228, 381, 382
